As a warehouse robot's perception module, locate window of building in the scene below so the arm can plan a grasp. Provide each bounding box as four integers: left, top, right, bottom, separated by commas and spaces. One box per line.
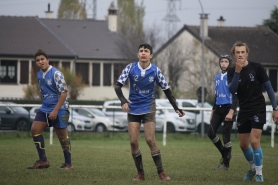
0, 60, 17, 84
20, 61, 29, 84
76, 63, 89, 84
62, 62, 70, 69
114, 63, 128, 86
49, 61, 59, 68
92, 63, 100, 86
103, 64, 111, 86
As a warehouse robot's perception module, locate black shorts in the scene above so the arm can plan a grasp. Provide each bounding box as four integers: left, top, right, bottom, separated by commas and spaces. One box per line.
237, 110, 266, 133
128, 112, 156, 124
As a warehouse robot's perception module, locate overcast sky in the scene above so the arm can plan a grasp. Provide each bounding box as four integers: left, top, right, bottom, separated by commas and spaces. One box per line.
0, 0, 277, 30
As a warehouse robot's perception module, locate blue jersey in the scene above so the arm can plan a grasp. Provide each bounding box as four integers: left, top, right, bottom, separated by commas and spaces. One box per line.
214, 72, 232, 105
117, 62, 170, 114
37, 66, 69, 114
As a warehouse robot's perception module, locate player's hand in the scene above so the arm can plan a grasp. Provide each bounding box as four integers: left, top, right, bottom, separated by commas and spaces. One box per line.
122, 100, 131, 113
176, 109, 185, 117
49, 110, 58, 120
225, 110, 234, 121
235, 59, 244, 73
272, 110, 278, 124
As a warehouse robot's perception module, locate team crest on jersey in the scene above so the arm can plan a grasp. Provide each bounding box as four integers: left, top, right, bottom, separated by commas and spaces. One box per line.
149, 76, 154, 82
249, 73, 254, 81
47, 79, 52, 85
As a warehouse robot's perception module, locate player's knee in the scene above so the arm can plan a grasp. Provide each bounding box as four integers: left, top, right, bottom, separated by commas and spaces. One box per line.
145, 138, 155, 147
207, 128, 215, 140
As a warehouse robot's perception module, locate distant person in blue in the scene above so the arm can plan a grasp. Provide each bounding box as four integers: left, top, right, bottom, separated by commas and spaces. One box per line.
28, 49, 72, 170
228, 41, 278, 182
114, 44, 185, 181
207, 54, 238, 171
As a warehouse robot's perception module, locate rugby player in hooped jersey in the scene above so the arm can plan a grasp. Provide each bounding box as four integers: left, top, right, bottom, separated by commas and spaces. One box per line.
114, 44, 185, 181
207, 54, 238, 171
27, 49, 72, 170
228, 41, 278, 182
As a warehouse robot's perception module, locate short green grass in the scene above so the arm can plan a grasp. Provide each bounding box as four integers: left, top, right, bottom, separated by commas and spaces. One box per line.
0, 132, 278, 185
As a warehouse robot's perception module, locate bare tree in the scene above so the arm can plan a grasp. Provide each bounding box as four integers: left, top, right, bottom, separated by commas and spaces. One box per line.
58, 0, 86, 19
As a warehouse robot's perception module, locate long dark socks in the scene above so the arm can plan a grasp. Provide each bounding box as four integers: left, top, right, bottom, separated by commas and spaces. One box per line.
132, 150, 144, 174
212, 137, 224, 158
151, 150, 164, 174
33, 134, 47, 161
60, 136, 71, 165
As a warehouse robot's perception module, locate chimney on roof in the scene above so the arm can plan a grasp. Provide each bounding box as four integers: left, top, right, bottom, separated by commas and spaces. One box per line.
200, 13, 209, 38
45, 3, 53, 19
108, 2, 117, 32
217, 16, 225, 27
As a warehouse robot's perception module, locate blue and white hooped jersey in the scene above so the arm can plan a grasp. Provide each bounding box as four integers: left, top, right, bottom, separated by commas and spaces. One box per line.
118, 62, 170, 115
37, 66, 69, 114
214, 72, 233, 105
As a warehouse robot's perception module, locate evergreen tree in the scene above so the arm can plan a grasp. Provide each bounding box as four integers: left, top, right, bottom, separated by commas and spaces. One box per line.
262, 6, 278, 34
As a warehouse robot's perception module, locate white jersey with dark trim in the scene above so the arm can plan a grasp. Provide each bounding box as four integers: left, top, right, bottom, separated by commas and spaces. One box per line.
117, 62, 170, 115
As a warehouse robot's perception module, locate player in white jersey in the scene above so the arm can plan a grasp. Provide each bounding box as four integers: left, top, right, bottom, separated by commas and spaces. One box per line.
28, 49, 72, 170
114, 44, 185, 181
207, 55, 238, 171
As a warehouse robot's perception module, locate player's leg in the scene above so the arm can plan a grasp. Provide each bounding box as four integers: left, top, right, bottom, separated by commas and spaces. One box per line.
28, 110, 49, 169
207, 110, 225, 160
54, 110, 72, 170
143, 112, 170, 181
128, 114, 144, 180
250, 123, 264, 182
222, 120, 233, 168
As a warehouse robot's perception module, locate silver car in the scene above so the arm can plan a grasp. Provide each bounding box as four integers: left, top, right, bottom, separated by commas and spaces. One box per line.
72, 108, 126, 132
29, 107, 93, 132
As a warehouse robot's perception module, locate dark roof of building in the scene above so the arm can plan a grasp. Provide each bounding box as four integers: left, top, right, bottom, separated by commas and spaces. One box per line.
0, 16, 127, 60
156, 25, 278, 66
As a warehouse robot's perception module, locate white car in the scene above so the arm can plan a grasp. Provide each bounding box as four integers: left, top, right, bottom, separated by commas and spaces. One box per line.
72, 107, 126, 132
103, 100, 195, 133
29, 107, 93, 132
156, 99, 213, 134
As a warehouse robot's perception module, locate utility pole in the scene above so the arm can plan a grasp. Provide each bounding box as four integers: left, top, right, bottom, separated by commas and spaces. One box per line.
80, 0, 97, 19
163, 0, 180, 39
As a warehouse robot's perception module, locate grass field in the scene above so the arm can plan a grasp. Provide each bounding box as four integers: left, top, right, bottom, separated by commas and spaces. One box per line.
0, 132, 278, 185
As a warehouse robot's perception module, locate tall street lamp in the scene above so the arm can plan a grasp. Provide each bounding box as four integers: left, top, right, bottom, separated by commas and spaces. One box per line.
198, 0, 205, 138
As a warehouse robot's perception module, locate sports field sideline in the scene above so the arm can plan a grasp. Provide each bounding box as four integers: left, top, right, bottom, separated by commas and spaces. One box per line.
0, 132, 277, 185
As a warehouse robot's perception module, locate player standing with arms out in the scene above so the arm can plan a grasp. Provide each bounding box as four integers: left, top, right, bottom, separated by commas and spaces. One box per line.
114, 44, 185, 181
28, 49, 72, 170
207, 54, 238, 170
228, 41, 278, 182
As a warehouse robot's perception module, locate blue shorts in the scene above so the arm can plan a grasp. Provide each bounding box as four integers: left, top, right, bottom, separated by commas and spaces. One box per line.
34, 110, 69, 128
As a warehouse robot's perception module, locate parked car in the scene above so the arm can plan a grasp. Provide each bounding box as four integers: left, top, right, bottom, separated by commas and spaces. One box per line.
263, 105, 278, 134
72, 107, 126, 132
0, 101, 31, 131
156, 99, 213, 134
29, 107, 93, 132
103, 100, 196, 133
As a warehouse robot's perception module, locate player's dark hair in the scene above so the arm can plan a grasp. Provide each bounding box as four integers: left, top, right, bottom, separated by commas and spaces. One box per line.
230, 41, 250, 55
138, 44, 153, 54
34, 49, 48, 60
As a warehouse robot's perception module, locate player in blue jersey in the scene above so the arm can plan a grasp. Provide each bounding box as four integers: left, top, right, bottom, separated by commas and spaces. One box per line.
28, 49, 72, 170
207, 54, 238, 171
228, 41, 278, 182
114, 44, 185, 181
